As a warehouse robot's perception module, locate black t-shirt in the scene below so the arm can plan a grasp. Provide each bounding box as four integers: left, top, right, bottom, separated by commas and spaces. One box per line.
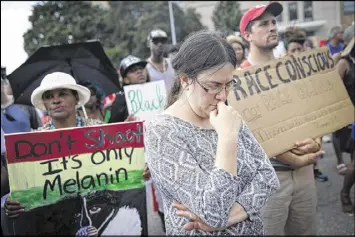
107, 92, 129, 123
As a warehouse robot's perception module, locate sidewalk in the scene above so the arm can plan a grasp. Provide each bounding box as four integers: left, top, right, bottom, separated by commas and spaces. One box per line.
315, 143, 354, 235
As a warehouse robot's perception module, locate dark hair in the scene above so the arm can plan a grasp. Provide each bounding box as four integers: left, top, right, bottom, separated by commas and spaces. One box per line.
283, 27, 307, 50
77, 80, 105, 108
166, 30, 237, 108
168, 43, 181, 55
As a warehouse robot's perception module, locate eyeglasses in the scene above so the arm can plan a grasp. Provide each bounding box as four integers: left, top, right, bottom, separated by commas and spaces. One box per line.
195, 79, 236, 95
152, 37, 168, 45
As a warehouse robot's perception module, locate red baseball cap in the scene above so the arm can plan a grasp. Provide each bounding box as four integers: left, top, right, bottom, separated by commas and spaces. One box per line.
239, 2, 283, 39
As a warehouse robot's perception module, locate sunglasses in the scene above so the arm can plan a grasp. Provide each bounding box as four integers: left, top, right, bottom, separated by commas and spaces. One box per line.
152, 37, 168, 45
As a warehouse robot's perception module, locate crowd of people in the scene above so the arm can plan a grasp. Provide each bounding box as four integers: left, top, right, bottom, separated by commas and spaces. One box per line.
1, 1, 354, 236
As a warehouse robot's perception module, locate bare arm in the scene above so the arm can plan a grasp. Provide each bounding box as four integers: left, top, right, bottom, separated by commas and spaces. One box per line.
275, 138, 324, 169
1, 153, 10, 197
336, 59, 349, 80
1, 166, 10, 197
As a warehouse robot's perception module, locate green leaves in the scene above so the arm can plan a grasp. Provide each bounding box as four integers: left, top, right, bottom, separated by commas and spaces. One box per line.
23, 1, 204, 69
212, 1, 242, 34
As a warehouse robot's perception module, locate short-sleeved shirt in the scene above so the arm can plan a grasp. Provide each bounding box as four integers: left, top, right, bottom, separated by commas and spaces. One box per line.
326, 41, 344, 55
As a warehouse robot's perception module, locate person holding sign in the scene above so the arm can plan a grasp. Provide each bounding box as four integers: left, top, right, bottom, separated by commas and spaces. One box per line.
120, 55, 150, 86
283, 26, 329, 183
238, 2, 324, 235
145, 30, 280, 235
4, 72, 104, 220
335, 26, 355, 215
120, 55, 167, 231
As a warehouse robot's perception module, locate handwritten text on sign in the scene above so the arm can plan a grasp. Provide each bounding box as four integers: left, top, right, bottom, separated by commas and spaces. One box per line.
4, 122, 145, 211
228, 47, 354, 157
124, 80, 167, 122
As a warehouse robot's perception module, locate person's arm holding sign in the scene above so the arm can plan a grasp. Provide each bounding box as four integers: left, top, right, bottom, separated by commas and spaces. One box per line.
275, 138, 324, 169
1, 153, 10, 198
146, 102, 244, 229
3, 152, 24, 218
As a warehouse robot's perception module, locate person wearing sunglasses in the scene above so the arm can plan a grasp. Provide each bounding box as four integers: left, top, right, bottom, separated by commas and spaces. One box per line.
144, 30, 280, 235
146, 29, 175, 92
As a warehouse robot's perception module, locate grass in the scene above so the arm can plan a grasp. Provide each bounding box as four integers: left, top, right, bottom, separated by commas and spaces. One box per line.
11, 170, 145, 211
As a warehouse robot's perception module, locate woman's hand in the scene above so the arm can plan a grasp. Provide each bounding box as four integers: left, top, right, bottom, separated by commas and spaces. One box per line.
142, 165, 151, 181
291, 138, 321, 155
210, 101, 242, 139
4, 196, 24, 218
173, 201, 248, 232
173, 201, 218, 232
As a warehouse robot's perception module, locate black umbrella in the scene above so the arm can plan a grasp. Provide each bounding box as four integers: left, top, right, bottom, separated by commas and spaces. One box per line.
7, 41, 121, 106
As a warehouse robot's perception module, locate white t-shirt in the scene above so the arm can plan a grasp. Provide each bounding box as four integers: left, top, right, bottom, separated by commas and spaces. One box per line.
146, 58, 175, 92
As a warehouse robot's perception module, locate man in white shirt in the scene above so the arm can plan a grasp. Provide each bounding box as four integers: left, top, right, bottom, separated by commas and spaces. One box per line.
146, 29, 176, 92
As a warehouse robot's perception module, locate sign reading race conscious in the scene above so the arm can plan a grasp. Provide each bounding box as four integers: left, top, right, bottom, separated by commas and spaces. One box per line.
228, 47, 354, 157
4, 122, 148, 236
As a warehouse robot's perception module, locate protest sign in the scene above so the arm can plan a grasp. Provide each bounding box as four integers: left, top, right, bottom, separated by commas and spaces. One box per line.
4, 122, 147, 236
124, 80, 167, 122
228, 47, 354, 157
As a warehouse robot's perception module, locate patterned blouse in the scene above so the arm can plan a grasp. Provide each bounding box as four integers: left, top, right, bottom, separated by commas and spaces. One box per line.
145, 114, 280, 235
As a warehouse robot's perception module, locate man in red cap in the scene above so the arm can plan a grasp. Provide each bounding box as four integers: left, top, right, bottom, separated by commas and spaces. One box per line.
239, 2, 322, 235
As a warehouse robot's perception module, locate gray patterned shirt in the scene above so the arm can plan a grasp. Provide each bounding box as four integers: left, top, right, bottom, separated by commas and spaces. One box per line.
145, 114, 280, 235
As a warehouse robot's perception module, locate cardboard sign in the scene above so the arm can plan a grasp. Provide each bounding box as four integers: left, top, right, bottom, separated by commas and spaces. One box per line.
4, 122, 148, 236
228, 47, 354, 157
124, 81, 167, 122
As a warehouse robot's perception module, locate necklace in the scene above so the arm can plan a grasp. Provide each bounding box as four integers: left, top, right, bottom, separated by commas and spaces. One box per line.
149, 58, 167, 73
49, 115, 83, 130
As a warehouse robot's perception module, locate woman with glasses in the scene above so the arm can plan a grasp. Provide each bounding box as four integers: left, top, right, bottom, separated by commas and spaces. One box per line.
144, 30, 280, 235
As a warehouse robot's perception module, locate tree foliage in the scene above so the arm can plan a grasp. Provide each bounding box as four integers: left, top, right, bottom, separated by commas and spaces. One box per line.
212, 1, 243, 35
23, 1, 204, 68
107, 1, 205, 66
23, 1, 111, 56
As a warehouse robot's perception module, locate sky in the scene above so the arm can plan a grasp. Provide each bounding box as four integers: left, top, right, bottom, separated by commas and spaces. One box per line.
1, 1, 37, 74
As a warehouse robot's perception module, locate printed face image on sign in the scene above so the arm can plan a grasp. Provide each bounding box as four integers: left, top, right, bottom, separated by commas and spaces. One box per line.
4, 122, 148, 236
